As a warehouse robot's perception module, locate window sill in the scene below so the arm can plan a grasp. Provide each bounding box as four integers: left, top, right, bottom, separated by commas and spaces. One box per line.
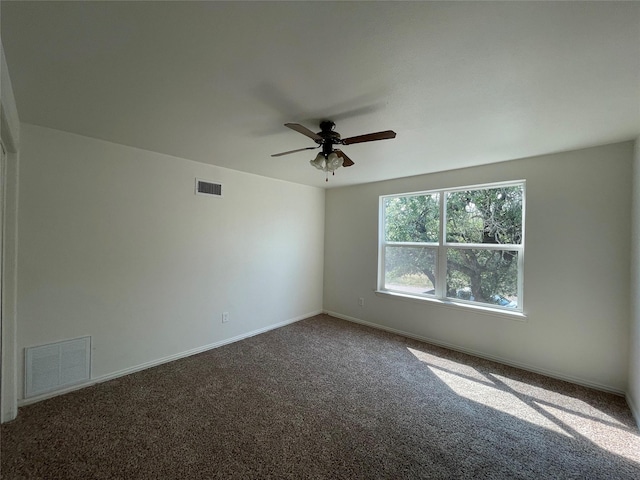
374, 290, 528, 322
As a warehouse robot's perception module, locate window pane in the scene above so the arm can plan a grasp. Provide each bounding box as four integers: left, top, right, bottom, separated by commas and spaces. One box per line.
446, 185, 523, 244
384, 194, 440, 243
384, 246, 437, 295
446, 249, 518, 308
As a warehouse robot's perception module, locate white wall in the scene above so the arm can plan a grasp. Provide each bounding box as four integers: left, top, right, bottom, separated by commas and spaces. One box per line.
16, 124, 324, 402
325, 142, 633, 393
630, 137, 640, 425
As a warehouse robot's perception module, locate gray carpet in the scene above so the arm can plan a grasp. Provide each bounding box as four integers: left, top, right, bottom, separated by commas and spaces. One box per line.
2, 314, 639, 479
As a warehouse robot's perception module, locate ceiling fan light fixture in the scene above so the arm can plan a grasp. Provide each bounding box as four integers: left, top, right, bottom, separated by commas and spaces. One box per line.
310, 152, 343, 173
326, 152, 343, 172
310, 153, 325, 170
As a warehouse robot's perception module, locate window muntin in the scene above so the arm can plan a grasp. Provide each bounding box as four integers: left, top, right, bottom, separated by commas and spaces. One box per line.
380, 182, 524, 312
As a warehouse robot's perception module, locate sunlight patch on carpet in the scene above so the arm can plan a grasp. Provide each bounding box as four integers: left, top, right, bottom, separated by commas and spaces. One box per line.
407, 348, 572, 437
491, 374, 629, 428
535, 402, 640, 464
407, 348, 495, 386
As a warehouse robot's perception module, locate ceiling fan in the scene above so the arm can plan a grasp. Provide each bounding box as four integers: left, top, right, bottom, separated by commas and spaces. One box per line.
271, 120, 397, 181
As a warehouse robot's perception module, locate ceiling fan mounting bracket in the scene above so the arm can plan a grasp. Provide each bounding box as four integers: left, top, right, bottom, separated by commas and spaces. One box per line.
319, 120, 336, 133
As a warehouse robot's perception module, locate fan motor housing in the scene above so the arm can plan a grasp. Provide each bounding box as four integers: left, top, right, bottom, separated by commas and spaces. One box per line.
317, 120, 342, 153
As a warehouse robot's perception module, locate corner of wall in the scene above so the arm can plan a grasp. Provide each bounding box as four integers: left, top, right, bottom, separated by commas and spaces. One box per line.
629, 136, 640, 429
1, 39, 21, 423
1, 40, 21, 151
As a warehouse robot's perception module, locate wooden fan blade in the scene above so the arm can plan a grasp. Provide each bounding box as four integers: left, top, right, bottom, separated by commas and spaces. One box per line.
341, 130, 396, 145
284, 123, 322, 141
335, 149, 355, 167
271, 146, 319, 157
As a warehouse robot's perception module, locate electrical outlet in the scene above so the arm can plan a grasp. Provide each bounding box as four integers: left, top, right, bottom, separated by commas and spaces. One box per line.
222, 312, 229, 323
358, 297, 364, 307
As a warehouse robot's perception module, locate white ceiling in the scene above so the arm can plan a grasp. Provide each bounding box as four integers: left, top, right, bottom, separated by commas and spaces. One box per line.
2, 1, 639, 188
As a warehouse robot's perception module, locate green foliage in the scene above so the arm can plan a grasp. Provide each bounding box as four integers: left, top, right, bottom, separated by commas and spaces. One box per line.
384, 194, 439, 243
446, 186, 522, 244
384, 195, 439, 289
446, 249, 518, 303
383, 185, 523, 306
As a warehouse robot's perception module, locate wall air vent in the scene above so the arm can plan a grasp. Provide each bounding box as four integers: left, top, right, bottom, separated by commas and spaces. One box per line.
25, 336, 91, 398
196, 178, 223, 197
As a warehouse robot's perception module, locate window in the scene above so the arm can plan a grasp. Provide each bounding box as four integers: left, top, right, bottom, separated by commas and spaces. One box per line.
380, 181, 524, 312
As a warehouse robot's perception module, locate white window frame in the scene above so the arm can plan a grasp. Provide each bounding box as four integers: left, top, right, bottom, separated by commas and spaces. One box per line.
378, 180, 525, 314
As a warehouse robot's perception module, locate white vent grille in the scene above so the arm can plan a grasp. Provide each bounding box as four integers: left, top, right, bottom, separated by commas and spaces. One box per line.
196, 178, 223, 197
25, 336, 91, 398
